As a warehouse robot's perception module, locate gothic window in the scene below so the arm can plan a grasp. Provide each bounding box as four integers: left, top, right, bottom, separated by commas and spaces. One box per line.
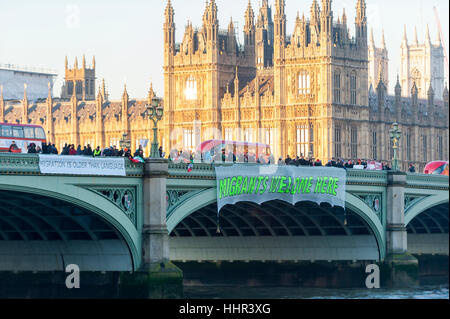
296, 125, 310, 157
225, 128, 233, 141
406, 132, 411, 161
334, 127, 341, 158
109, 137, 120, 148
422, 135, 427, 162
438, 135, 443, 160
185, 76, 197, 101
183, 129, 194, 151
334, 71, 341, 103
372, 131, 377, 160
351, 127, 358, 159
76, 81, 83, 95
67, 81, 74, 96
244, 128, 253, 142
264, 128, 274, 149
411, 69, 421, 93
90, 80, 95, 96
298, 71, 310, 95
350, 73, 357, 105
85, 79, 89, 95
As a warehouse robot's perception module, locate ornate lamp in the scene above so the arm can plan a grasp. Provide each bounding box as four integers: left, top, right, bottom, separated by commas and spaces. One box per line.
119, 133, 131, 150
145, 96, 164, 158
389, 123, 401, 171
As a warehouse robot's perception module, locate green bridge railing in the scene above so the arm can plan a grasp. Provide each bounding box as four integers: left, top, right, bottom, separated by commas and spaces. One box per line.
0, 154, 448, 190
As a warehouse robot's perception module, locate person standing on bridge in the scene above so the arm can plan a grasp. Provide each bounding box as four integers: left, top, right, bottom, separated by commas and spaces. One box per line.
8, 141, 19, 153
93, 146, 101, 157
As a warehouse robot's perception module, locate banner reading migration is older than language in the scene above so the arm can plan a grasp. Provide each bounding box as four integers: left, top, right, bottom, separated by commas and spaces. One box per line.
215, 165, 346, 212
38, 155, 126, 176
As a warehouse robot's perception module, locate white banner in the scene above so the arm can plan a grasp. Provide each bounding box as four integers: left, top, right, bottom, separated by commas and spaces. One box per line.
39, 155, 126, 176
215, 165, 347, 213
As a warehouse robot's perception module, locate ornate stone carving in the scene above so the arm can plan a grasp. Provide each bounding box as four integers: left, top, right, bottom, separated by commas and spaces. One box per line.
88, 187, 137, 226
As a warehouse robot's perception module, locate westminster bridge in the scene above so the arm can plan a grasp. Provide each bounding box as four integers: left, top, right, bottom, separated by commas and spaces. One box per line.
0, 153, 448, 288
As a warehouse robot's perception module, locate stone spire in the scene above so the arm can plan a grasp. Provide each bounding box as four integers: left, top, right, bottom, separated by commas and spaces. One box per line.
164, 0, 175, 51
310, 0, 320, 27
82, 54, 86, 69
425, 24, 431, 46
46, 82, 53, 141
122, 83, 129, 100
395, 75, 402, 97
427, 82, 434, 106
147, 82, 155, 105
234, 66, 239, 97
23, 83, 28, 104
122, 83, 129, 132
321, 0, 333, 36
101, 79, 108, 101
380, 28, 386, 50
203, 0, 218, 43
436, 28, 442, 47
411, 81, 419, 110
92, 56, 96, 69
47, 81, 52, 102
165, 0, 174, 23
74, 56, 78, 69
376, 61, 386, 96
369, 27, 375, 47
244, 0, 255, 49
402, 25, 408, 46
413, 26, 418, 45
244, 0, 254, 31
65, 56, 68, 70
274, 0, 286, 43
355, 0, 367, 39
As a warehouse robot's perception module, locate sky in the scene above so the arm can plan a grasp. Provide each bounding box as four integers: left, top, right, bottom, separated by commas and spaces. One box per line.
1, 0, 448, 99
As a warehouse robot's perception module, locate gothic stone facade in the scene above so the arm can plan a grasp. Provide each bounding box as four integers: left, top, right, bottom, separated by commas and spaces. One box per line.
1, 0, 448, 172
163, 0, 449, 171
0, 57, 161, 158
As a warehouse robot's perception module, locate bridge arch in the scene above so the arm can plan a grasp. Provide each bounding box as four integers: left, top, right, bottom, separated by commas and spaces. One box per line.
0, 176, 141, 271
167, 190, 385, 261
405, 193, 449, 226
167, 188, 217, 233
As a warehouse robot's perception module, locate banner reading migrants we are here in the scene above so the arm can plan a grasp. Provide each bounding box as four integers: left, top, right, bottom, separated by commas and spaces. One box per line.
214, 165, 347, 213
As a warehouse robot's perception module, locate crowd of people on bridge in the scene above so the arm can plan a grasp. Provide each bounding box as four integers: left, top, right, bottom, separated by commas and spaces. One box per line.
166, 147, 416, 172
7, 140, 151, 162
7, 140, 418, 173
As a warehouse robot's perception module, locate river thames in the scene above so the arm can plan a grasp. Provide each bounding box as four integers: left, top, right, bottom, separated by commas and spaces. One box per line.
184, 284, 449, 299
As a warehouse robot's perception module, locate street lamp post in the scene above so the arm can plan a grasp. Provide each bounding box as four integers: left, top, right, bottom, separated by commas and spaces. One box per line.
145, 97, 164, 158
389, 123, 401, 171
119, 133, 131, 150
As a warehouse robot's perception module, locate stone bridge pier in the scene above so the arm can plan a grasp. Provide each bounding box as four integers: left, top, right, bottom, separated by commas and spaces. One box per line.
119, 158, 182, 298
383, 171, 419, 287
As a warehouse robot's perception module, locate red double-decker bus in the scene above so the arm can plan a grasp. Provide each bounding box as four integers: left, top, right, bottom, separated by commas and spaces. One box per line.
424, 161, 449, 176
0, 123, 46, 153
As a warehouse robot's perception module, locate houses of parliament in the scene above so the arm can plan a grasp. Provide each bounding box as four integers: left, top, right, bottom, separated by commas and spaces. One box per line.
0, 0, 448, 172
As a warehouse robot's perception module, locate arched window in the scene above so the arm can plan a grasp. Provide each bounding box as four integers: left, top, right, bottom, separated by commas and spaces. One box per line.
411, 69, 421, 93
350, 72, 357, 105
76, 80, 83, 95
67, 81, 74, 96
185, 76, 197, 100
334, 71, 341, 103
296, 124, 313, 157
298, 71, 310, 95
